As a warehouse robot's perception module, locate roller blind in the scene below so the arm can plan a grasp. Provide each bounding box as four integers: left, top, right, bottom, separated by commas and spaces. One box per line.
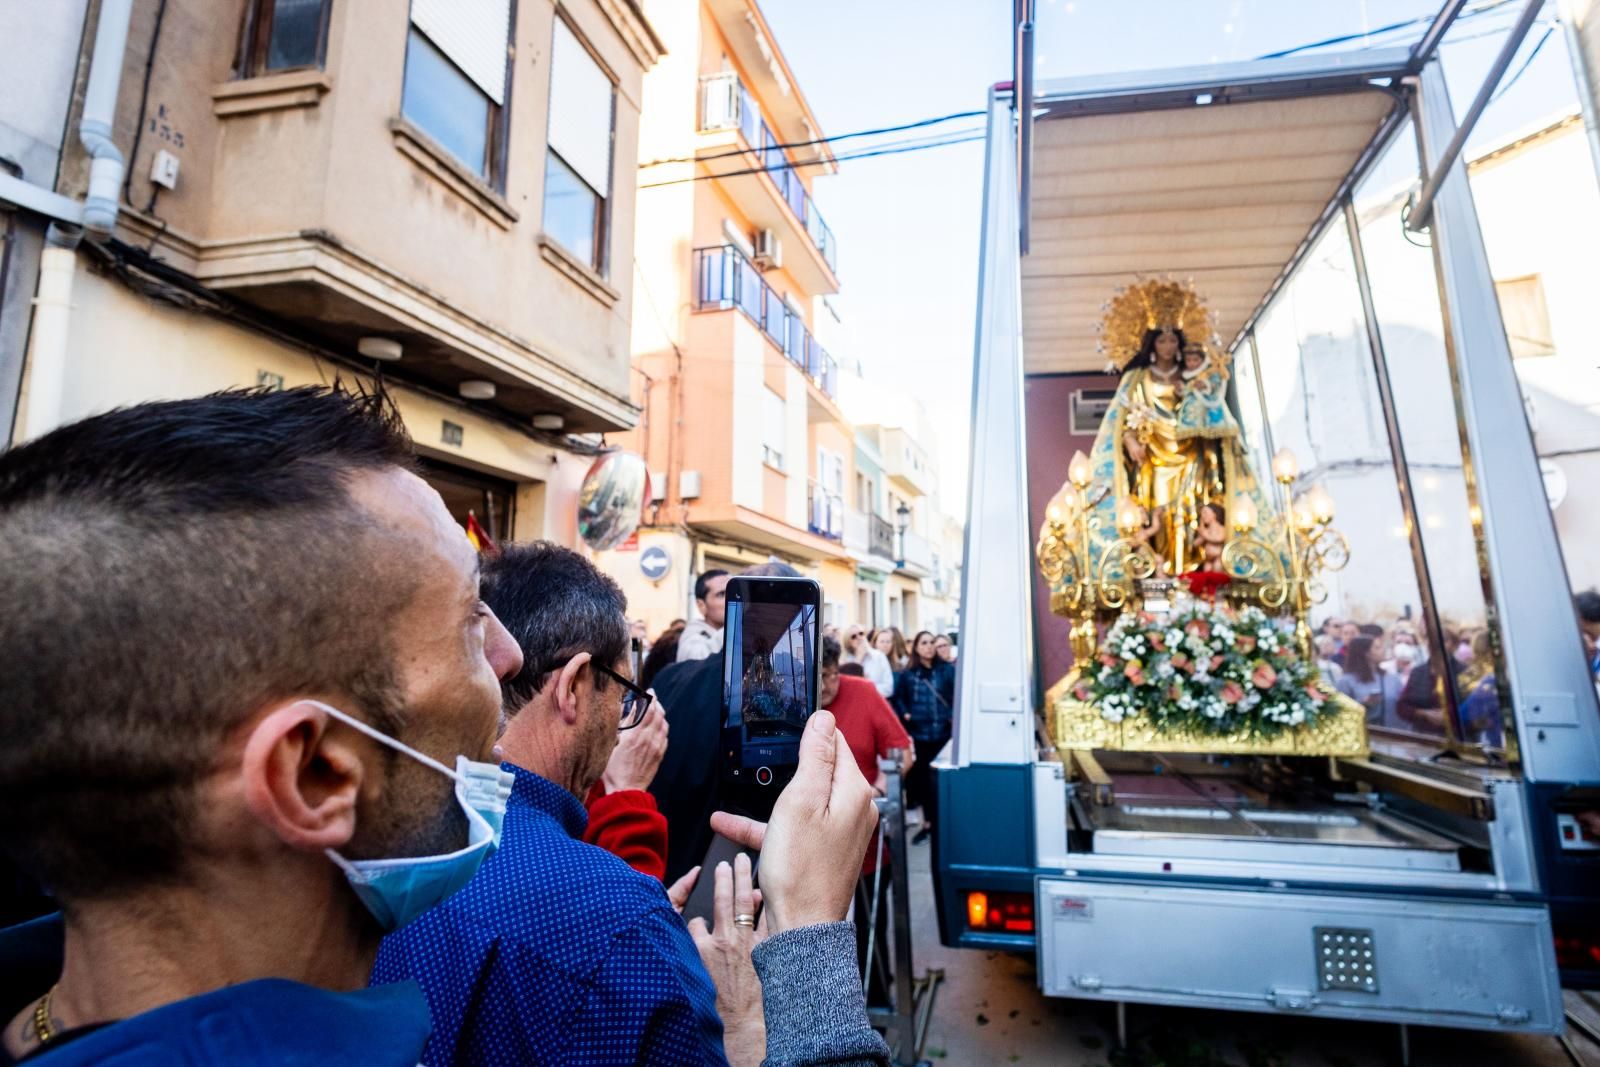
410, 0, 512, 105
547, 18, 614, 196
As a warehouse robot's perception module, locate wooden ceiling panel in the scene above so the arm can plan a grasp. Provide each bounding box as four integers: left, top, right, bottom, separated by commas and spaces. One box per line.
1021, 89, 1394, 373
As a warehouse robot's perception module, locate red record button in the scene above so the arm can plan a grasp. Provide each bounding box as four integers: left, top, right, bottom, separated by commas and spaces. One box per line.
755, 766, 773, 786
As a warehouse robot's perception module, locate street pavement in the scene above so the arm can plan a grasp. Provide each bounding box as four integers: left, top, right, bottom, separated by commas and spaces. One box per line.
901, 834, 1598, 1067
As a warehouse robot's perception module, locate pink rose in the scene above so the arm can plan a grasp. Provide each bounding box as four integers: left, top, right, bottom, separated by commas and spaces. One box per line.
1185, 619, 1211, 640
1074, 683, 1091, 701
1210, 654, 1226, 672
1252, 662, 1278, 689
1220, 681, 1245, 705
1124, 660, 1144, 682
1099, 653, 1117, 669
1235, 634, 1257, 653
1170, 653, 1190, 673
1304, 683, 1324, 702
1150, 633, 1166, 652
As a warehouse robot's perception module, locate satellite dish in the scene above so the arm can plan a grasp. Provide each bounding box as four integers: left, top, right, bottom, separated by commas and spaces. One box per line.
578, 450, 651, 551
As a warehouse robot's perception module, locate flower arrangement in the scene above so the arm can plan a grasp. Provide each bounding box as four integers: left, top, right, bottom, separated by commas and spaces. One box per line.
1074, 603, 1329, 738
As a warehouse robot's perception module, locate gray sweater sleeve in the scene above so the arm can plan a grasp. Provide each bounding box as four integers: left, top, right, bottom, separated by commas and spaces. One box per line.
750, 921, 891, 1067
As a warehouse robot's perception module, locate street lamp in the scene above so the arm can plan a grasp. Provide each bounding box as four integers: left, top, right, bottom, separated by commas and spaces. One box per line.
895, 501, 911, 567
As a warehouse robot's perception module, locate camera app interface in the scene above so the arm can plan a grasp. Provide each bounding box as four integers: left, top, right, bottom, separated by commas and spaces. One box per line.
724, 598, 816, 771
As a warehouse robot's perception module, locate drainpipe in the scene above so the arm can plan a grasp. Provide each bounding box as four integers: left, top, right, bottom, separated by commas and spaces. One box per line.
13, 0, 133, 442
79, 0, 134, 240
20, 228, 83, 442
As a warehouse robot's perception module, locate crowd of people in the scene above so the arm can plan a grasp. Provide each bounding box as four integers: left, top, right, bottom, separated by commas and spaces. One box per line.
1313, 612, 1522, 746
0, 387, 901, 1066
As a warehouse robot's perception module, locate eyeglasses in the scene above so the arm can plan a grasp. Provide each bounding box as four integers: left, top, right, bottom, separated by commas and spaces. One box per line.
593, 638, 652, 730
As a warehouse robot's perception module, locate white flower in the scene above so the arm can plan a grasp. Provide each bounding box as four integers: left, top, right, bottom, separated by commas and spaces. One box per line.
1156, 661, 1175, 679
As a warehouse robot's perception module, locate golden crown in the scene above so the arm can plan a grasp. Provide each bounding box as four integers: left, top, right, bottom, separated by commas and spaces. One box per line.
1095, 277, 1222, 371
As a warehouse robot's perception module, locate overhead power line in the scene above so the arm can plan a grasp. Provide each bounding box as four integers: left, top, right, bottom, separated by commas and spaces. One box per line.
639, 107, 985, 170
1258, 0, 1517, 59
637, 129, 986, 190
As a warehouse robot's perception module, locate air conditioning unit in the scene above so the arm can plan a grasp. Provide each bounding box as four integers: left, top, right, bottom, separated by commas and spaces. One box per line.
753, 229, 782, 271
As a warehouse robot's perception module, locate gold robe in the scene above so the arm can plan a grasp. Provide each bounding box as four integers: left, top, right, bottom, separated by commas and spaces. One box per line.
1122, 371, 1224, 574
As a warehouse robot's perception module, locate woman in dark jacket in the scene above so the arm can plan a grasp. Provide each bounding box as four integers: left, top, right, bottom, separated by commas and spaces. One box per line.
892, 630, 956, 844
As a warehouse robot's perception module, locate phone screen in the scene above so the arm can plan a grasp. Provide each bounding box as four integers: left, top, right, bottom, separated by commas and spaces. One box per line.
721, 577, 821, 784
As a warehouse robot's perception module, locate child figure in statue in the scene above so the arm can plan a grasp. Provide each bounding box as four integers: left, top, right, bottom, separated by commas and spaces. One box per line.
1196, 502, 1227, 570
1176, 340, 1231, 434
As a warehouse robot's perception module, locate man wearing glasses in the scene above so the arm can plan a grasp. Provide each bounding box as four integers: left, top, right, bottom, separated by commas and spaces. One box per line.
373, 542, 890, 1066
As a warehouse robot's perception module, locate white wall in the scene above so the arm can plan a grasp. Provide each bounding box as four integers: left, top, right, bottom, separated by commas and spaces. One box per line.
1469, 121, 1600, 592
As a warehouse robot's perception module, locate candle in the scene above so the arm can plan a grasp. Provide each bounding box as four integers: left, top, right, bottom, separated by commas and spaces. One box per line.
1068, 450, 1093, 489
1271, 448, 1298, 484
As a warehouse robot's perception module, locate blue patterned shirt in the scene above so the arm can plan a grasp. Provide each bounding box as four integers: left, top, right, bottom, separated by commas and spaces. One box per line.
372, 765, 726, 1065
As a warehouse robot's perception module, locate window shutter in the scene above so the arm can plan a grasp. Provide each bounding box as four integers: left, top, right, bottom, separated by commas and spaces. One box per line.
410, 0, 512, 105
547, 19, 614, 196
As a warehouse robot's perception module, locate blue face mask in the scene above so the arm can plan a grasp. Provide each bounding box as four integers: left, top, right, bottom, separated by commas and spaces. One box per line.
309, 701, 513, 933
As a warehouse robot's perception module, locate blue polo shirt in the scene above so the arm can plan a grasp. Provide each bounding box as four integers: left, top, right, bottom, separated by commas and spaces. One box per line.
373, 765, 726, 1065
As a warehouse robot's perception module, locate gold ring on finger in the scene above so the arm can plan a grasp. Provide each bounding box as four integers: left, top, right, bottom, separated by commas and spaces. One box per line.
733, 914, 757, 928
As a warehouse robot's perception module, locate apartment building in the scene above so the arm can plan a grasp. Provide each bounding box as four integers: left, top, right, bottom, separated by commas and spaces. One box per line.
4, 0, 662, 544
604, 0, 858, 629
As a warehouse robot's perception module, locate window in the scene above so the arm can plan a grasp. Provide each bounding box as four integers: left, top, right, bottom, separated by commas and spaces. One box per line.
239, 0, 331, 76
855, 471, 874, 513
544, 17, 616, 275
401, 0, 513, 185
763, 388, 786, 470
1494, 275, 1556, 358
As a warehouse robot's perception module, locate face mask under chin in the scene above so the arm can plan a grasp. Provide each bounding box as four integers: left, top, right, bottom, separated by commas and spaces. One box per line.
305, 701, 513, 932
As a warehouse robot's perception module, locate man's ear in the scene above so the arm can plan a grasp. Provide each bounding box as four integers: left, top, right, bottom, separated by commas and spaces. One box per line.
240, 702, 365, 854
553, 652, 592, 726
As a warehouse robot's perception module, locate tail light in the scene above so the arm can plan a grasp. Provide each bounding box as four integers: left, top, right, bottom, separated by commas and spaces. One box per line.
965, 890, 1034, 934
1554, 934, 1600, 970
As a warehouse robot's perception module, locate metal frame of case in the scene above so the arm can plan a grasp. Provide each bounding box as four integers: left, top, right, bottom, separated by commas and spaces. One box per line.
937, 29, 1600, 1038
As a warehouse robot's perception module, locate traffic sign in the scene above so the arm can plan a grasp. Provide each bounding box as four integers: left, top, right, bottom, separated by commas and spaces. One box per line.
640, 545, 672, 582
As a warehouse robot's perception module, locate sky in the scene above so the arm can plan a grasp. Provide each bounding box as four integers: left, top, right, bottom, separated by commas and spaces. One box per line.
761, 0, 1589, 517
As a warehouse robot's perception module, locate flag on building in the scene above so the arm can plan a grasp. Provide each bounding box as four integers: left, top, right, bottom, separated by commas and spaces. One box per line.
465, 511, 498, 555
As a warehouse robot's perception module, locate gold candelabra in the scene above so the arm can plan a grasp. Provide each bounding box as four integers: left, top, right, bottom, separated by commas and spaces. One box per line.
1037, 450, 1160, 661
1220, 447, 1350, 659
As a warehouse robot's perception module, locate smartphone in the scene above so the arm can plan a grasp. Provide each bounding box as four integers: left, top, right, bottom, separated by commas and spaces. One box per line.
720, 575, 823, 786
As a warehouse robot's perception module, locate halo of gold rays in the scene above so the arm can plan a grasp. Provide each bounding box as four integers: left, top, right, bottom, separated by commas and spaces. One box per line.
1095, 277, 1223, 371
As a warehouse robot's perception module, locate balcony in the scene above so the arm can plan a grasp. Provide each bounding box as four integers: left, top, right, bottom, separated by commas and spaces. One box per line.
843, 508, 897, 571
883, 427, 936, 497
808, 482, 844, 541
699, 72, 839, 295
870, 512, 896, 560
898, 528, 934, 576
694, 245, 840, 401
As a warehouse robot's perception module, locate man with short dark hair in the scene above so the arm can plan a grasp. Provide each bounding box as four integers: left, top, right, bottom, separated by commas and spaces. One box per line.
678, 569, 730, 662
0, 387, 525, 1064
377, 545, 891, 1066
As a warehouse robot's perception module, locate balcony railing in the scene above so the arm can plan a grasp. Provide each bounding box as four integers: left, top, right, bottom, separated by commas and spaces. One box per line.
694, 245, 840, 400
808, 482, 844, 541
699, 72, 839, 276
869, 513, 896, 560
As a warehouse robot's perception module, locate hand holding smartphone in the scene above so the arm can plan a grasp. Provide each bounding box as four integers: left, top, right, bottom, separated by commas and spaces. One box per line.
720, 576, 823, 788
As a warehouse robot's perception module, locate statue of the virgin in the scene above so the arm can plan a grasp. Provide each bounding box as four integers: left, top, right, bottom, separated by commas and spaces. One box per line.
1057, 279, 1280, 581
